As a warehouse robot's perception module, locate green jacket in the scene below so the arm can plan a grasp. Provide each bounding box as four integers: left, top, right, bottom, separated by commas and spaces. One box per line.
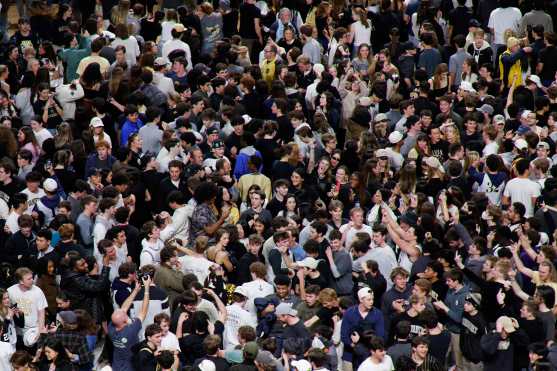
59, 36, 91, 82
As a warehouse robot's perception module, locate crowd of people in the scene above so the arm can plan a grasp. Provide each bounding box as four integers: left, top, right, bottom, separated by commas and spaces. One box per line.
2, 0, 557, 370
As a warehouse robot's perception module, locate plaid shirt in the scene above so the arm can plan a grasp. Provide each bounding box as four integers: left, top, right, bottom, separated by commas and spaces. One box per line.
38, 329, 93, 366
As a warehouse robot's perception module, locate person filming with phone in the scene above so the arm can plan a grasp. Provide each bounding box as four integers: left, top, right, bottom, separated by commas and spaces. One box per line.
109, 273, 152, 371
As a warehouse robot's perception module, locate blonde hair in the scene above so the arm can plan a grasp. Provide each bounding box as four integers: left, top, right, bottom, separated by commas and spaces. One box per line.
318, 288, 338, 304
111, 0, 130, 26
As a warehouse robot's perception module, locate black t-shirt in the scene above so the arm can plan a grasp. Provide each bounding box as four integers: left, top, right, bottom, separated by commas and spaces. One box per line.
283, 320, 311, 342
539, 45, 557, 82
316, 305, 339, 328
448, 7, 472, 39
430, 140, 449, 161
239, 3, 261, 39
32, 98, 63, 129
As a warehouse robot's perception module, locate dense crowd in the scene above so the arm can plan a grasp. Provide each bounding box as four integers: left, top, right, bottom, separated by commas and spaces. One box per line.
2, 0, 557, 370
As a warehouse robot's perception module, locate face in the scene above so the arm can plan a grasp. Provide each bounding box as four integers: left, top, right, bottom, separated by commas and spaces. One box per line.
335, 168, 346, 183
219, 232, 230, 246
275, 284, 289, 298
159, 320, 170, 335
286, 197, 296, 211
169, 166, 181, 181
149, 227, 161, 240
393, 274, 408, 290
56, 297, 70, 309
414, 344, 429, 359
439, 100, 450, 113
75, 258, 89, 273
291, 172, 303, 187
539, 265, 550, 281
44, 346, 58, 361
250, 193, 262, 208
249, 242, 261, 255
277, 185, 289, 197
148, 331, 163, 347
372, 232, 385, 246
446, 277, 459, 289
2, 293, 9, 307
330, 238, 342, 251
359, 294, 374, 310
351, 210, 364, 226
36, 236, 50, 251
254, 220, 265, 234
305, 293, 317, 306
330, 207, 342, 220
360, 47, 369, 58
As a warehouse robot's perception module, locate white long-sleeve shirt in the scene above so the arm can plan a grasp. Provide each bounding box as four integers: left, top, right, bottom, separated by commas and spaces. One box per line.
161, 39, 193, 72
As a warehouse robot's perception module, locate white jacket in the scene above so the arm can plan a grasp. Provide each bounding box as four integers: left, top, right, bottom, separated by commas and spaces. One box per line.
56, 83, 85, 120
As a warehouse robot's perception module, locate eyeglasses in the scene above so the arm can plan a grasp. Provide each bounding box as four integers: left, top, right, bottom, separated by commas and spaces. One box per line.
332, 156, 340, 161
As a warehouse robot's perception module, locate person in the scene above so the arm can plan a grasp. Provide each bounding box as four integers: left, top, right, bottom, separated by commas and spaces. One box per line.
59, 252, 111, 323
8, 267, 47, 348
357, 336, 394, 371
341, 287, 385, 370
108, 275, 151, 371
223, 286, 256, 350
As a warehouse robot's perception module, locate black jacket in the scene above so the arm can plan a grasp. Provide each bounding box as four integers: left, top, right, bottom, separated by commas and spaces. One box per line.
60, 267, 111, 321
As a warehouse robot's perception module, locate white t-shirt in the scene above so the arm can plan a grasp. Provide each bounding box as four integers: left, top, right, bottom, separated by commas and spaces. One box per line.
21, 187, 45, 214
488, 7, 522, 44
357, 355, 395, 371
140, 239, 164, 267
161, 331, 181, 351
179, 255, 214, 284
240, 279, 275, 318
7, 284, 48, 335
223, 304, 256, 350
5, 211, 20, 234
482, 141, 499, 157
0, 341, 14, 371
33, 128, 53, 148
110, 36, 141, 66
339, 223, 373, 249
503, 177, 541, 217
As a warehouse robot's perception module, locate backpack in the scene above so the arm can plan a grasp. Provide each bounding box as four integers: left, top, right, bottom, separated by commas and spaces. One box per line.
131, 341, 154, 371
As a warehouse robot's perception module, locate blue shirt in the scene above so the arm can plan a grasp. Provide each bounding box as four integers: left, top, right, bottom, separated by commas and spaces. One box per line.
120, 119, 143, 147
108, 317, 142, 371
340, 305, 385, 361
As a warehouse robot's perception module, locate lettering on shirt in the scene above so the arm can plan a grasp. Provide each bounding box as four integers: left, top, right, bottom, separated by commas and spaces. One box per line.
461, 318, 478, 334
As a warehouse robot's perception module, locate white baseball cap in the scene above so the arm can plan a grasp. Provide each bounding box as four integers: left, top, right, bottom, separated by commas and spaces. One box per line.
388, 131, 403, 144
90, 117, 104, 128
43, 178, 58, 192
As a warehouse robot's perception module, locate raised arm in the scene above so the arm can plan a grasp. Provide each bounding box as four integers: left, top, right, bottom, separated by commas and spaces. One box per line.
511, 243, 534, 278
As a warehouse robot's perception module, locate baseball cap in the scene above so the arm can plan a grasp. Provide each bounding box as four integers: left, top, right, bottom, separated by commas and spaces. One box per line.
43, 178, 58, 192
514, 138, 528, 150
194, 63, 211, 75
537, 141, 550, 150
291, 360, 312, 371
493, 114, 505, 124
297, 257, 320, 270
198, 359, 216, 371
465, 293, 482, 308
400, 211, 418, 227
255, 350, 278, 367
374, 113, 388, 122
154, 57, 171, 67
211, 140, 224, 149
206, 127, 219, 136
376, 148, 389, 158
242, 114, 253, 125
243, 341, 259, 359
477, 104, 494, 116
359, 97, 372, 107
58, 310, 77, 324
469, 19, 481, 28
388, 131, 403, 144
496, 316, 518, 333
275, 302, 298, 316
424, 156, 445, 173
90, 117, 104, 128
357, 287, 373, 300
234, 286, 249, 297
224, 350, 243, 364
526, 75, 543, 88
172, 23, 185, 33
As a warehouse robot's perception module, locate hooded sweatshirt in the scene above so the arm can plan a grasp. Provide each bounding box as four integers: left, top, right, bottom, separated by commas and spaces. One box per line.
467, 40, 493, 67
